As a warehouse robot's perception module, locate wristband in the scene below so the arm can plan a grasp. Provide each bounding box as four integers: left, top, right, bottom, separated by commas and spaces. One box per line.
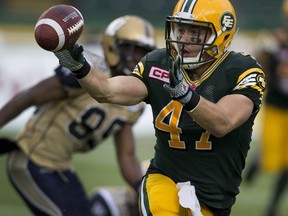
73, 60, 91, 79
184, 90, 201, 112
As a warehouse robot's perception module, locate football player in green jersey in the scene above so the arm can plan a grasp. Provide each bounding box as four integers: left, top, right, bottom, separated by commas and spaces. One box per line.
0, 15, 156, 216
52, 0, 266, 215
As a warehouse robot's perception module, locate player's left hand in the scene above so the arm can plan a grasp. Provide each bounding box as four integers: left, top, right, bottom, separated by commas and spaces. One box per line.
163, 57, 193, 105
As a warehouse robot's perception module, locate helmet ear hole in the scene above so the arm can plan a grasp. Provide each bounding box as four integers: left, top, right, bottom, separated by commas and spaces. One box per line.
223, 34, 230, 42
109, 44, 116, 52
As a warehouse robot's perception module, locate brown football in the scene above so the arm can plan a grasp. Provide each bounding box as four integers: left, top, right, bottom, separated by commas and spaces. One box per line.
34, 4, 84, 52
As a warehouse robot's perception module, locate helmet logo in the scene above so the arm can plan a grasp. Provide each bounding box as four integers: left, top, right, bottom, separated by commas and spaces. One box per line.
220, 12, 235, 31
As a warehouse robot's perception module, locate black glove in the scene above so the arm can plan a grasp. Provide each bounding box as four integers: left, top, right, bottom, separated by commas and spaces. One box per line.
163, 57, 200, 111
0, 138, 19, 154
54, 44, 91, 79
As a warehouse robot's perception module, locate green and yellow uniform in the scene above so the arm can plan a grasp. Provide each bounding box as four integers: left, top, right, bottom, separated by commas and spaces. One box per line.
131, 48, 265, 214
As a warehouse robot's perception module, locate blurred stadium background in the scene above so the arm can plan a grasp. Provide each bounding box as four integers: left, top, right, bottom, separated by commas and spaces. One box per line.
0, 0, 287, 215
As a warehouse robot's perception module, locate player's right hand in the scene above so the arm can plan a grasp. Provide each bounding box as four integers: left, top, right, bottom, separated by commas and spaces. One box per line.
54, 44, 86, 72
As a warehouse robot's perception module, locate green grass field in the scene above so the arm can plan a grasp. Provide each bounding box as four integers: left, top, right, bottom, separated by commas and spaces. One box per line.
0, 131, 287, 216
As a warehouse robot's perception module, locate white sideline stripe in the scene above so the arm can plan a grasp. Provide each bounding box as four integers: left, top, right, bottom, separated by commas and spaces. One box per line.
140, 178, 148, 216
35, 18, 65, 51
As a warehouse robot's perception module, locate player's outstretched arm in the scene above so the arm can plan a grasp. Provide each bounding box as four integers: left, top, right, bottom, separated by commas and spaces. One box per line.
0, 76, 65, 129
54, 44, 148, 106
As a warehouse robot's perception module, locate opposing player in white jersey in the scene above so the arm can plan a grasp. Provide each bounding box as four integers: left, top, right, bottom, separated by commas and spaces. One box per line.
0, 15, 156, 216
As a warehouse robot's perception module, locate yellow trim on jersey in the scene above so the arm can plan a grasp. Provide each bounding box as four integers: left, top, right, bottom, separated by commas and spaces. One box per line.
237, 68, 264, 82
182, 51, 230, 86
132, 61, 144, 78
236, 68, 265, 94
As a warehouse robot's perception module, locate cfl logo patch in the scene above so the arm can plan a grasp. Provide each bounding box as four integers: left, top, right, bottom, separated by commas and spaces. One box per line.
149, 67, 169, 83
221, 12, 235, 31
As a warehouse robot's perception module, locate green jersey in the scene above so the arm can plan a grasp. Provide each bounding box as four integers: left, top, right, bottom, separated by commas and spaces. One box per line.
131, 48, 266, 208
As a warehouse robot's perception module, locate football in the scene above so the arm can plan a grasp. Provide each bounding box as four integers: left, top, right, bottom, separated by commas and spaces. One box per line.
34, 4, 84, 52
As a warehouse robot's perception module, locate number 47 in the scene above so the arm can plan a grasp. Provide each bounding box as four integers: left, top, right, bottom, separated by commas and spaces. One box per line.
155, 101, 212, 150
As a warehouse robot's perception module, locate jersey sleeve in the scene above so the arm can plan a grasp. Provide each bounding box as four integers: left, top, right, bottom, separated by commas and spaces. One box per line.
130, 55, 151, 104
130, 56, 149, 86
130, 49, 168, 104
230, 57, 266, 113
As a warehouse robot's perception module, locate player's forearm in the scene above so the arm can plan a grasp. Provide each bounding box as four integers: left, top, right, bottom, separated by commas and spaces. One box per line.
0, 92, 32, 128
77, 66, 111, 102
188, 94, 253, 137
119, 156, 143, 189
71, 61, 127, 104
78, 67, 146, 105
0, 107, 19, 129
187, 97, 232, 138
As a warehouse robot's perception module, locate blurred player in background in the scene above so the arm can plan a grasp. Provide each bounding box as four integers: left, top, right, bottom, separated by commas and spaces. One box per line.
89, 160, 150, 216
90, 186, 139, 216
244, 1, 288, 215
0, 15, 156, 216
